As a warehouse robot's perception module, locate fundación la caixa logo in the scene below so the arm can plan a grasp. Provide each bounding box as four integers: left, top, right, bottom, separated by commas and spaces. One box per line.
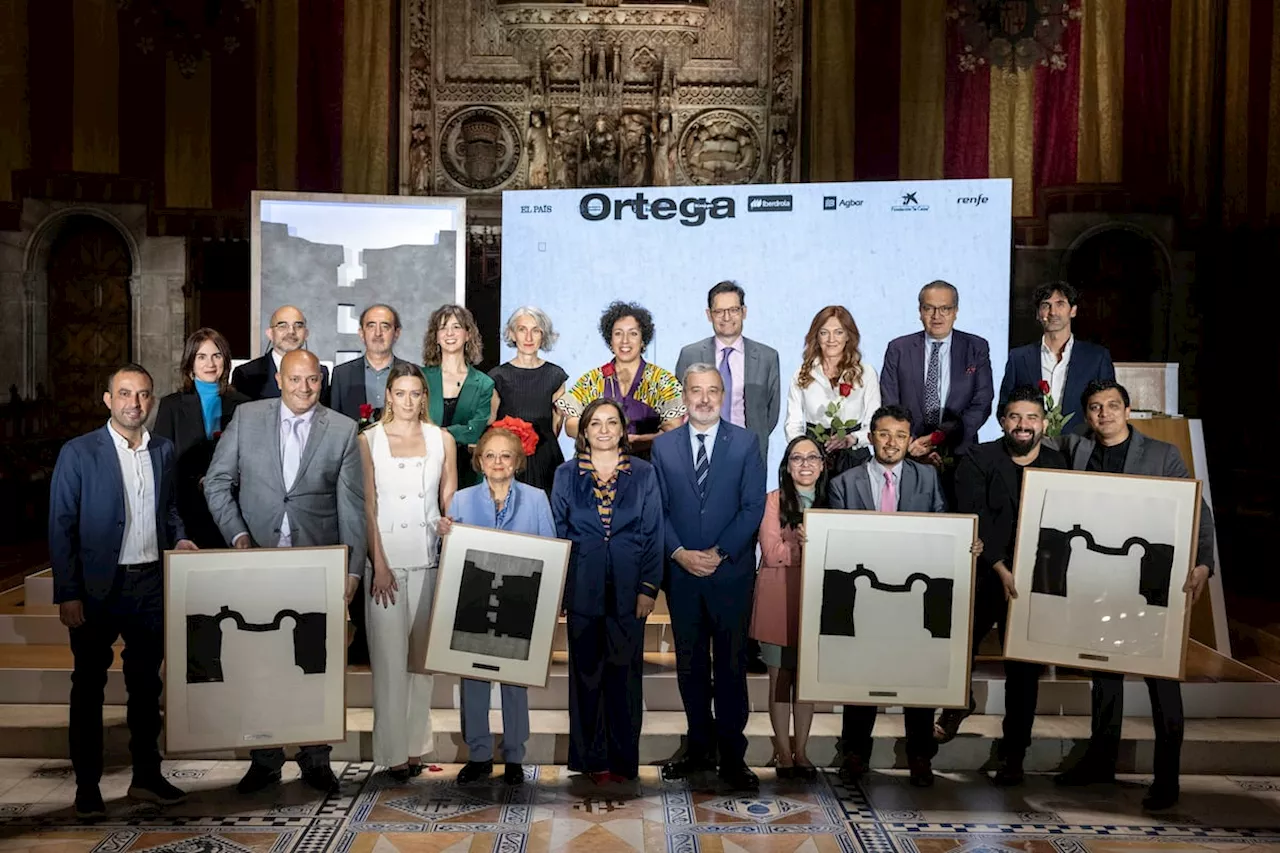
578, 191, 735, 227
891, 191, 930, 212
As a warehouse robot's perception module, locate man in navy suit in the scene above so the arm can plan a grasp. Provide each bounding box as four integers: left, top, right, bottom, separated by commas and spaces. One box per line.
231, 304, 331, 404
48, 364, 198, 819
881, 281, 994, 459
998, 281, 1114, 434
651, 364, 767, 790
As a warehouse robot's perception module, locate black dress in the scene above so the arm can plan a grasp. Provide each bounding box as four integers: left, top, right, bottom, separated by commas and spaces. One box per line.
488, 361, 569, 495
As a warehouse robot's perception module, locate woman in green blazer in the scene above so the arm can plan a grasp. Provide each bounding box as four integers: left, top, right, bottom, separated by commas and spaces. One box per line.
422, 304, 495, 488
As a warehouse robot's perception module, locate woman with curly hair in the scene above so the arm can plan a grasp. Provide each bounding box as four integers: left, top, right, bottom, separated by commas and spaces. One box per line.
557, 301, 685, 460
783, 306, 881, 475
422, 304, 495, 488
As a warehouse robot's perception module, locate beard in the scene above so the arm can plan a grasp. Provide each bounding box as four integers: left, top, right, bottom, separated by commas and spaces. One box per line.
1002, 431, 1041, 456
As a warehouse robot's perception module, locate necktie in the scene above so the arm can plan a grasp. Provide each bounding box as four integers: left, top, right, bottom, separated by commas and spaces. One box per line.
283, 416, 303, 490
695, 433, 710, 498
924, 340, 942, 427
719, 346, 733, 424
880, 470, 897, 513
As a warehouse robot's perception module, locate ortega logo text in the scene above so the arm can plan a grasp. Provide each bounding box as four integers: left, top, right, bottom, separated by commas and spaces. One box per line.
579, 192, 735, 227
957, 195, 989, 206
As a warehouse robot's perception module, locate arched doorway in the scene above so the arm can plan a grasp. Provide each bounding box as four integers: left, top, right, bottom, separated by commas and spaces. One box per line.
46, 217, 133, 437
1063, 226, 1172, 363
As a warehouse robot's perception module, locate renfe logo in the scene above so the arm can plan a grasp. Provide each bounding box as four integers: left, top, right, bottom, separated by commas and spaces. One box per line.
957, 195, 989, 206
747, 194, 793, 212
579, 191, 735, 227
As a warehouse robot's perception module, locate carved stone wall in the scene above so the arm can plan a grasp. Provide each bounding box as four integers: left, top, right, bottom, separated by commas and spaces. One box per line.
399, 0, 803, 197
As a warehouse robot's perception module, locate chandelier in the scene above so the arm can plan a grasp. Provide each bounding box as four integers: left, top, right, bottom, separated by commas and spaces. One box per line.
949, 0, 1080, 75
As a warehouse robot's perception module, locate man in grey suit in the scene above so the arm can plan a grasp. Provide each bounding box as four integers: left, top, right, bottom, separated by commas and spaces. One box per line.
205, 349, 366, 796
829, 404, 980, 789
1052, 379, 1214, 812
675, 281, 781, 463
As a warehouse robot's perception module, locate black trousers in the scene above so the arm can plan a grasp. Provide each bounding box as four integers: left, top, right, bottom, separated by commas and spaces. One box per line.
249, 744, 332, 773
566, 610, 646, 778
842, 705, 939, 762
1088, 673, 1184, 787
69, 566, 164, 787
971, 581, 1044, 758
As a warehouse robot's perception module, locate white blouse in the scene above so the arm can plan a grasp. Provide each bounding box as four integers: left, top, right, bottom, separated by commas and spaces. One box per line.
783, 361, 881, 449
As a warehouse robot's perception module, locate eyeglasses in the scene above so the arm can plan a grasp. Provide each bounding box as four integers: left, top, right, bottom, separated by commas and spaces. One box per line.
872, 431, 910, 442
273, 321, 307, 332
710, 306, 743, 319
481, 451, 515, 463
920, 305, 956, 316
788, 454, 823, 467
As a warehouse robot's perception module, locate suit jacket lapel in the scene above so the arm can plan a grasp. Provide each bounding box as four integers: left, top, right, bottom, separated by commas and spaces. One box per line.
294, 407, 329, 487
147, 441, 166, 517
743, 338, 761, 383
425, 368, 444, 424
675, 425, 699, 495
456, 367, 480, 420
907, 334, 927, 413
347, 361, 368, 410
1073, 437, 1093, 471
1021, 346, 1039, 386
97, 426, 127, 511
1122, 429, 1145, 474
706, 425, 733, 490
900, 461, 918, 508
946, 334, 967, 409
261, 354, 281, 398
853, 465, 875, 511
267, 401, 287, 492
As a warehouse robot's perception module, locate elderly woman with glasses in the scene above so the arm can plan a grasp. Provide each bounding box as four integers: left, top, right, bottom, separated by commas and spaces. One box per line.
441, 425, 555, 787
749, 435, 829, 780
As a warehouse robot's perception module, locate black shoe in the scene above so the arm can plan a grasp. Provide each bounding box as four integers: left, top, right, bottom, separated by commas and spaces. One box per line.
236, 765, 283, 795
1054, 761, 1116, 787
128, 775, 187, 805
1142, 783, 1180, 811
794, 764, 819, 783
74, 786, 106, 820
934, 700, 976, 744
301, 766, 341, 794
457, 760, 494, 784
908, 757, 935, 788
408, 762, 424, 777
992, 756, 1025, 787
774, 764, 795, 781
386, 766, 413, 784
661, 756, 715, 781
746, 656, 769, 675
504, 763, 525, 785
718, 764, 759, 791
838, 755, 867, 786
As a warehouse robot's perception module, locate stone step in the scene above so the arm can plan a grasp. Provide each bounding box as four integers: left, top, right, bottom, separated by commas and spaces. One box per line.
2, 704, 1278, 775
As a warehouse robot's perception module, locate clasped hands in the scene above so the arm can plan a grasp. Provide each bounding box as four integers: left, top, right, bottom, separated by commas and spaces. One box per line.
675, 547, 722, 577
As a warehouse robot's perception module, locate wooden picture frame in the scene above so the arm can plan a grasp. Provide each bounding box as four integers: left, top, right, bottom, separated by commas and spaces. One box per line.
796, 509, 979, 708
163, 546, 349, 755
1003, 468, 1202, 680
423, 523, 571, 688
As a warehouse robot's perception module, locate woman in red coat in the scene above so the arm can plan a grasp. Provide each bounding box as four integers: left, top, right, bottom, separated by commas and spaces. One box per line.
750, 435, 828, 780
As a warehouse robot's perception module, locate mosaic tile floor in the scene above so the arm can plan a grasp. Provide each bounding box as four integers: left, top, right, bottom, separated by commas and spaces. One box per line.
1, 760, 1279, 853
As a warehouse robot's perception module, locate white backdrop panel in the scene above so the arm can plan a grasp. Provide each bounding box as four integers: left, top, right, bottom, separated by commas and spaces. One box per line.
501, 179, 1012, 478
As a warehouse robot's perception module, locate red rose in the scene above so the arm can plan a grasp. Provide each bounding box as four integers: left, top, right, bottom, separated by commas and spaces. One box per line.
838, 382, 852, 397
601, 362, 616, 378
930, 430, 946, 446
359, 403, 374, 420
1037, 380, 1051, 395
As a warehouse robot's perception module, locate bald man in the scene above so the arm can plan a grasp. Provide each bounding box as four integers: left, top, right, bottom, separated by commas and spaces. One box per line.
205, 349, 365, 796
231, 305, 331, 403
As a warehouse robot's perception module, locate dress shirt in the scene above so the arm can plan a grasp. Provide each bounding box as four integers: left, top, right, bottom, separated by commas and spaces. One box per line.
689, 419, 722, 465
363, 356, 392, 409
716, 335, 746, 428
866, 457, 902, 512
108, 421, 159, 564
278, 404, 317, 547
783, 362, 880, 449
1040, 334, 1074, 405
271, 350, 283, 373
923, 333, 952, 413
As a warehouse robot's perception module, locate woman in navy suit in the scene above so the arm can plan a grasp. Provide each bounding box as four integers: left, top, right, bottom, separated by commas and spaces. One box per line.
551, 397, 663, 784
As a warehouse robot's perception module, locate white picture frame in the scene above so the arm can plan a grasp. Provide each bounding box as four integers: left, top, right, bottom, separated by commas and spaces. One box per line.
163, 546, 349, 754
796, 509, 978, 708
1003, 468, 1201, 680
424, 523, 571, 688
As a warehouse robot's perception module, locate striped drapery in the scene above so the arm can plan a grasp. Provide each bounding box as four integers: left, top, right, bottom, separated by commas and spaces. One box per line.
807, 0, 1280, 225
0, 0, 395, 208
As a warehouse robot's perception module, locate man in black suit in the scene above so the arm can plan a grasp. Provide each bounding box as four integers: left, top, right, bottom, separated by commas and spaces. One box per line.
330, 304, 412, 422
881, 280, 994, 460
999, 281, 1114, 434
231, 304, 330, 403
940, 385, 1068, 786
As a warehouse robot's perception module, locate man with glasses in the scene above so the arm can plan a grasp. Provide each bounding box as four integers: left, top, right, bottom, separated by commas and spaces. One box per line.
881, 281, 993, 463
232, 305, 331, 404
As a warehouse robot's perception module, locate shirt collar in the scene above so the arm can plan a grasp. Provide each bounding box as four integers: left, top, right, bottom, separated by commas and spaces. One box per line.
925, 331, 953, 348
107, 421, 150, 451
1040, 334, 1074, 357
271, 350, 283, 372
868, 456, 901, 481
280, 402, 318, 425
714, 335, 744, 355
364, 355, 392, 372
692, 419, 721, 444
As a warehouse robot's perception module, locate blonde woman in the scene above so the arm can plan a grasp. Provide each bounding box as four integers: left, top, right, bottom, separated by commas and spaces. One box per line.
360, 363, 457, 781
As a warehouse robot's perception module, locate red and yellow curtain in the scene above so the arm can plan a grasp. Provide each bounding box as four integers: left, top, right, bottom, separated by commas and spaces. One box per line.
808, 0, 1280, 226
0, 0, 394, 207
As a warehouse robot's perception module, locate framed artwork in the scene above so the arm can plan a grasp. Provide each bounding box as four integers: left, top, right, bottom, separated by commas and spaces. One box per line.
796, 509, 978, 708
164, 546, 349, 754
1004, 468, 1202, 680
424, 523, 571, 688
250, 191, 466, 364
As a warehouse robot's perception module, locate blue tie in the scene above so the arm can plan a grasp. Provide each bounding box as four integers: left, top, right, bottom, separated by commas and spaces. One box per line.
695, 433, 709, 498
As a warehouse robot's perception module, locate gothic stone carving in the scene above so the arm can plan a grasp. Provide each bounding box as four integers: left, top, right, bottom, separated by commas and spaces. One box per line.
439, 107, 524, 191
678, 110, 761, 185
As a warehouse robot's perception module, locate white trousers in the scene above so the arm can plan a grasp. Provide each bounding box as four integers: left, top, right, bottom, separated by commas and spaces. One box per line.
366, 564, 436, 767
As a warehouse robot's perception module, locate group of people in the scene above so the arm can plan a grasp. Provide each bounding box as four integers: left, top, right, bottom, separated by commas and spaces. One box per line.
48, 277, 1214, 821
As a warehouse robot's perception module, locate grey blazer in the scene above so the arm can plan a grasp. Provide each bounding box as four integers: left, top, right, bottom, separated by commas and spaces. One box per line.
828, 458, 946, 513
204, 399, 367, 576
675, 335, 781, 459
1058, 429, 1216, 572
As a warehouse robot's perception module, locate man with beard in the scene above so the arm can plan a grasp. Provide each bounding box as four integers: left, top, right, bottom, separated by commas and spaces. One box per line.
935, 385, 1067, 786
232, 305, 331, 404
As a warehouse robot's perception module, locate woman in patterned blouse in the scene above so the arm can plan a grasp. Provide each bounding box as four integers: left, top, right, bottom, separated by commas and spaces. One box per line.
557, 301, 685, 461
551, 398, 664, 784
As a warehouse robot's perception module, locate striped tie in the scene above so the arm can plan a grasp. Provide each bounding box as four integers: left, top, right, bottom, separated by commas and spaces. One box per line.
695, 433, 710, 498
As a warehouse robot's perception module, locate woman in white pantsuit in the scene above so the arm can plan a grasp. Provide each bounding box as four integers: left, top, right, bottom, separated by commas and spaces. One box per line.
359, 363, 458, 782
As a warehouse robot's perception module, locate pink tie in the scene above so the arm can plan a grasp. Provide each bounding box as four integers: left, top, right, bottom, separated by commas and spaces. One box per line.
880, 471, 897, 513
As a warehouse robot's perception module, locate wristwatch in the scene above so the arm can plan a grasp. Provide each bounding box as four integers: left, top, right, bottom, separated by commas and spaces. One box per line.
715, 546, 729, 563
